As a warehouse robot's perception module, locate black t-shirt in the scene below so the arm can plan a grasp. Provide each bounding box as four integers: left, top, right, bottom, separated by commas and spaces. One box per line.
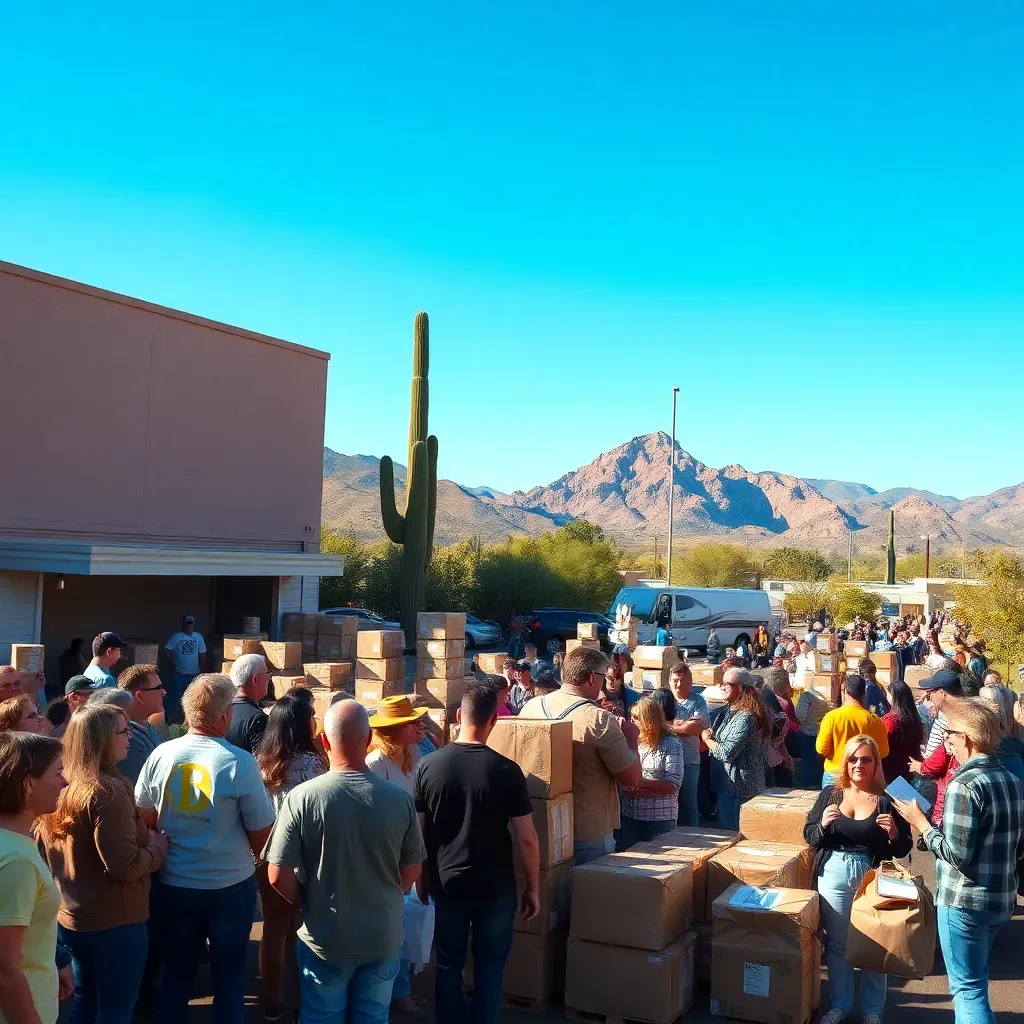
413, 742, 533, 900
225, 696, 267, 755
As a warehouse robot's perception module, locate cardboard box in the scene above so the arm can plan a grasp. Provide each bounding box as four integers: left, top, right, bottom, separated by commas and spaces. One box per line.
814, 633, 839, 653
739, 790, 817, 848
304, 662, 354, 691
474, 651, 509, 674
120, 641, 160, 668
565, 638, 600, 655
354, 678, 404, 705
633, 645, 679, 669
220, 660, 235, 674
416, 637, 466, 660
639, 826, 741, 924
515, 794, 573, 869
261, 641, 303, 671
691, 663, 725, 688
426, 708, 453, 742
282, 612, 318, 635
571, 849, 693, 950
634, 667, 671, 690
811, 671, 842, 707
875, 668, 893, 686
705, 841, 812, 918
577, 621, 599, 641
486, 719, 573, 798
609, 626, 638, 647
316, 613, 359, 637
223, 635, 265, 660
466, 930, 566, 1005
414, 676, 467, 709
693, 920, 713, 982
711, 885, 821, 1024
843, 639, 870, 658
300, 635, 317, 662
315, 636, 355, 662
516, 861, 573, 935
904, 665, 931, 687
242, 616, 260, 634
868, 651, 898, 673
355, 657, 406, 683
356, 630, 406, 660
270, 672, 306, 691
416, 612, 466, 639
566, 932, 696, 1024
812, 651, 837, 674
416, 656, 466, 680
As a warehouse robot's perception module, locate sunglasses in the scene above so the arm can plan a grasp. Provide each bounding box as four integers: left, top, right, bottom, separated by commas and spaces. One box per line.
115, 729, 130, 736
847, 755, 875, 766
135, 685, 164, 693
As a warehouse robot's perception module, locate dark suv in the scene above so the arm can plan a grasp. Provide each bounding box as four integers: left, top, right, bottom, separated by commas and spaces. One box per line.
522, 608, 614, 655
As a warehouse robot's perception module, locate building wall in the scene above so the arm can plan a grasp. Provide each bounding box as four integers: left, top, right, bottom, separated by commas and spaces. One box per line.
0, 262, 328, 551
0, 571, 43, 664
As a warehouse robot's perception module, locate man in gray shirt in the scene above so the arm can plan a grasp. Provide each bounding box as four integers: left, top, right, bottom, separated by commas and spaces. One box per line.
264, 699, 425, 1023
89, 664, 166, 782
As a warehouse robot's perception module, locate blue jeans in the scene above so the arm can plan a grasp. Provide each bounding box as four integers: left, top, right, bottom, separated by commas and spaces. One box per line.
296, 937, 400, 1024
616, 816, 677, 851
154, 875, 257, 1024
677, 763, 700, 826
58, 921, 147, 1024
795, 732, 824, 788
574, 833, 615, 865
716, 792, 743, 830
434, 890, 517, 1024
391, 959, 412, 1000
937, 904, 1012, 1024
821, 771, 836, 789
818, 851, 886, 1013
165, 671, 195, 725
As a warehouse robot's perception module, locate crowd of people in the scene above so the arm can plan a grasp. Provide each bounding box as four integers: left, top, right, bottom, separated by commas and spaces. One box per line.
0, 611, 1022, 1024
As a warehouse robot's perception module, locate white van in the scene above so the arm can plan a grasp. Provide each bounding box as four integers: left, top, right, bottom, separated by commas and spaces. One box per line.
608, 585, 774, 650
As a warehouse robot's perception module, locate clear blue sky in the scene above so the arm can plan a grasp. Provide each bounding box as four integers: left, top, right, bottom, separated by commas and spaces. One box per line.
2, 3, 1023, 498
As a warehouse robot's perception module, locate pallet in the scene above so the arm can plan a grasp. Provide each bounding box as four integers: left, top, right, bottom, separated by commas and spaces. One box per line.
565, 1006, 682, 1024
462, 986, 560, 1014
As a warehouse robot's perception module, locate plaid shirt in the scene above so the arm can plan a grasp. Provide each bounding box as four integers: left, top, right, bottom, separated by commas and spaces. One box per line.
925, 754, 1024, 913
619, 736, 684, 822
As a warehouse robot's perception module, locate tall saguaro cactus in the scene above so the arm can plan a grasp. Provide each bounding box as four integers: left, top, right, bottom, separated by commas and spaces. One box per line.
379, 313, 439, 645
886, 509, 896, 585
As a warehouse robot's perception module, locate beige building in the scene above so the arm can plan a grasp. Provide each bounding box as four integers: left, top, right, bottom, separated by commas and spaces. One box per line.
0, 261, 342, 680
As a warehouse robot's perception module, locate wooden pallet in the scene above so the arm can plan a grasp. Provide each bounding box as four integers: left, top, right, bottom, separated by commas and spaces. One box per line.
565, 1006, 682, 1024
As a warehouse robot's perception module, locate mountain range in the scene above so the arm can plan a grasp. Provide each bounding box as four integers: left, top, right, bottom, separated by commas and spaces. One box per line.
321, 433, 1024, 553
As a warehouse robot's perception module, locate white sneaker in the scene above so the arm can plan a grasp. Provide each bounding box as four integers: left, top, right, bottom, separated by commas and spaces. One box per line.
819, 1011, 848, 1024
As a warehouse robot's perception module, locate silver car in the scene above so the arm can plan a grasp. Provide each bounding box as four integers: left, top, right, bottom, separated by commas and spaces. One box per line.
465, 614, 503, 649
319, 607, 403, 632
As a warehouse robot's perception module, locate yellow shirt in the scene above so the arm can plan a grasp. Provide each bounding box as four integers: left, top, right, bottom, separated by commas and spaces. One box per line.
0, 827, 61, 1024
815, 703, 890, 775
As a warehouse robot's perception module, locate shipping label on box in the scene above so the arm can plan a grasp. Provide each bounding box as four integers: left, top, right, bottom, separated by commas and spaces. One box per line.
223, 636, 265, 660
577, 621, 599, 641
633, 645, 679, 669
415, 676, 467, 709
815, 633, 839, 653
416, 656, 466, 679
487, 719, 573, 798
355, 657, 406, 683
304, 662, 354, 691
474, 651, 509, 674
635, 667, 670, 690
416, 637, 466, 660
813, 651, 836, 674
903, 665, 931, 687
609, 627, 638, 646
514, 794, 574, 869
571, 848, 693, 950
316, 613, 359, 637
416, 612, 466, 639
316, 636, 355, 662
565, 638, 600, 655
356, 630, 406, 660
515, 861, 573, 935
354, 678, 403, 705
261, 641, 303, 671
705, 841, 811, 919
739, 793, 817, 848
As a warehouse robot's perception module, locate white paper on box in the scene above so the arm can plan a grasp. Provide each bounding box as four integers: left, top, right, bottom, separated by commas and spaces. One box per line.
743, 962, 771, 998
876, 875, 920, 901
736, 848, 780, 859
729, 886, 782, 910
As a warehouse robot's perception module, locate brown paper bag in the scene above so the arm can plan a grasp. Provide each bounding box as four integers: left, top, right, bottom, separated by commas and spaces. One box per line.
846, 861, 935, 979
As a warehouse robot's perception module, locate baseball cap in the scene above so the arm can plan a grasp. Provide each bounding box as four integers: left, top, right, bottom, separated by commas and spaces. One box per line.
183, 615, 195, 625
919, 669, 961, 692
92, 632, 124, 657
65, 674, 101, 696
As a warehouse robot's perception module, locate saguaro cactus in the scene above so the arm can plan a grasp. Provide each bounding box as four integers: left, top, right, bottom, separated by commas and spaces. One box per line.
886, 509, 896, 585
379, 313, 439, 645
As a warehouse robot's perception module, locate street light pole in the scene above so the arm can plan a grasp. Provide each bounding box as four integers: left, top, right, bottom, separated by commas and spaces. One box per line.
666, 386, 680, 585
848, 528, 853, 582
920, 534, 931, 578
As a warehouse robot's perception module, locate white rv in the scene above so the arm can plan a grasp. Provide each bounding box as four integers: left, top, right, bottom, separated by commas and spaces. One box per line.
608, 584, 775, 650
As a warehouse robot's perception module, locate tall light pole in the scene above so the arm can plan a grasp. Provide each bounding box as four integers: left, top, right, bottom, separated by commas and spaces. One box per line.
666, 386, 680, 585
848, 527, 854, 582
920, 534, 931, 578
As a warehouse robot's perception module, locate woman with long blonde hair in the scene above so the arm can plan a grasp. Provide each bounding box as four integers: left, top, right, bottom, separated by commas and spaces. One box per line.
37, 704, 167, 1024
802, 735, 912, 1024
617, 697, 684, 851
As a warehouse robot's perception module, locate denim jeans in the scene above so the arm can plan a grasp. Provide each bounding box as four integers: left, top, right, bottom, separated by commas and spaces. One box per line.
716, 792, 743, 830
818, 851, 886, 1013
391, 958, 412, 1000
677, 763, 700, 826
796, 732, 824, 788
154, 875, 257, 1024
574, 833, 615, 865
58, 921, 147, 1024
434, 890, 517, 1024
616, 816, 677, 852
165, 671, 195, 725
821, 771, 836, 789
297, 937, 401, 1024
937, 903, 1012, 1024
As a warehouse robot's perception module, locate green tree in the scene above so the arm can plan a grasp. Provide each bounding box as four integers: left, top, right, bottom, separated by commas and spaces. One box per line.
558, 519, 606, 545
318, 530, 370, 609
895, 553, 928, 580
673, 543, 757, 588
361, 542, 403, 620
760, 546, 833, 582
425, 542, 477, 613
535, 525, 622, 611
825, 580, 882, 624
783, 583, 829, 623
949, 552, 1024, 678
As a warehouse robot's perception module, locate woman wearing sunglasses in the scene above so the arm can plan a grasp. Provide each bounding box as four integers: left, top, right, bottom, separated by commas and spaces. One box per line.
803, 735, 912, 1024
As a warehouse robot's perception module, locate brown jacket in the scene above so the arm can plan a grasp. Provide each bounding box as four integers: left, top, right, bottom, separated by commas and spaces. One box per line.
40, 773, 165, 932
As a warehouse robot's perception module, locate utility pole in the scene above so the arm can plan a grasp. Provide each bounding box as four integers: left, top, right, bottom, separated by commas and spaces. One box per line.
666, 386, 680, 585
848, 528, 853, 582
920, 533, 931, 578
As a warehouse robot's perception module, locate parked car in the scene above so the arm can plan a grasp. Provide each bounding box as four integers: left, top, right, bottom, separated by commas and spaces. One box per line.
522, 608, 614, 655
464, 614, 502, 649
319, 607, 403, 632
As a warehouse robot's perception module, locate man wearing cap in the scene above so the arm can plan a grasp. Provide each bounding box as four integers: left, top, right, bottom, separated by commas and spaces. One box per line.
163, 615, 207, 725
921, 668, 965, 758
54, 675, 103, 737
84, 632, 123, 688
507, 661, 534, 714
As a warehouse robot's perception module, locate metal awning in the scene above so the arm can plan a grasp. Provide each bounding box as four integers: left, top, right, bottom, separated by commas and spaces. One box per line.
0, 539, 344, 577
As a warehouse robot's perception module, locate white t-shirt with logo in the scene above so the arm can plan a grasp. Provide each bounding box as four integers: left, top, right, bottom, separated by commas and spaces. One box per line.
164, 631, 206, 676
135, 734, 275, 889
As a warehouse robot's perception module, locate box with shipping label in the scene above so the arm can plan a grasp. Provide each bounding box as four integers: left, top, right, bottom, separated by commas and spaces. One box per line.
812, 651, 837, 674
691, 663, 725, 688
811, 671, 842, 707
705, 841, 811, 919
609, 626, 638, 647
814, 633, 838, 653
739, 791, 817, 848
261, 641, 303, 671
282, 612, 318, 635
474, 651, 509, 674
416, 656, 466, 680
843, 639, 870, 659
633, 645, 679, 670
566, 932, 696, 1024
425, 708, 453, 742
242, 616, 261, 635
416, 612, 466, 639
515, 861, 573, 935
416, 637, 466, 661
304, 662, 354, 691
315, 635, 355, 662
466, 930, 566, 1005
875, 668, 893, 686
354, 657, 405, 683
315, 613, 359, 637
514, 794, 574, 869
356, 630, 406, 660
223, 635, 265, 660
571, 849, 693, 950
414, 676, 467, 710
868, 651, 897, 673
354, 678, 404, 706
638, 826, 741, 924
565, 638, 600, 655
693, 920, 713, 982
486, 719, 573, 798
711, 885, 821, 1024
577, 621, 599, 641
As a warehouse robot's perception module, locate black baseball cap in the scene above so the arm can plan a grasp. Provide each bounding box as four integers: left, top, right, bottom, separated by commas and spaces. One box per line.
65, 674, 101, 696
183, 615, 195, 625
919, 669, 961, 692
92, 632, 124, 657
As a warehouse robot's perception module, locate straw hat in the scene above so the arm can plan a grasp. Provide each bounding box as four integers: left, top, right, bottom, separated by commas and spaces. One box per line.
367, 694, 428, 728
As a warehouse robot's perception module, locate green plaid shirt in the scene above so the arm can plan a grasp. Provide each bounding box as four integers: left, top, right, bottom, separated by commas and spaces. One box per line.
925, 754, 1024, 913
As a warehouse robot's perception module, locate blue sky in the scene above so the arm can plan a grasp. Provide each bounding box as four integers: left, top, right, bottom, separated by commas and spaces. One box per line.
2, 2, 1023, 498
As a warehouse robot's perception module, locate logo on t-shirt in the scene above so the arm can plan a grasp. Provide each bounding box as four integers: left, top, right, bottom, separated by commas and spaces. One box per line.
167, 762, 213, 814
177, 638, 198, 657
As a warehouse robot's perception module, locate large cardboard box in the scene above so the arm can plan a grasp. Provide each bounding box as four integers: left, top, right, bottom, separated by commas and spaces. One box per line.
118, 641, 159, 668
354, 678, 404, 705
711, 885, 821, 1024
271, 671, 305, 689
811, 671, 842, 707
315, 636, 355, 662
633, 645, 679, 669
566, 932, 696, 1024
514, 794, 573, 869
300, 635, 316, 662
691, 663, 725, 688
815, 633, 839, 653
316, 613, 359, 637
304, 662, 354, 691
639, 826, 741, 923
425, 708, 454, 743
571, 849, 693, 950
261, 641, 303, 672
357, 630, 406, 660
875, 668, 894, 686
487, 719, 573, 798
634, 667, 671, 690
739, 790, 817, 848
416, 637, 466, 660
466, 930, 566, 1006
565, 638, 600, 655
282, 612, 318, 635
812, 651, 838, 674
223, 635, 266, 660
414, 676, 467, 710
9, 643, 44, 674
515, 861, 572, 935
416, 656, 466, 680
843, 639, 870, 659
904, 665, 931, 688
242, 616, 261, 635
416, 612, 466, 639
609, 626, 639, 647
355, 657, 405, 683
705, 841, 811, 919
220, 660, 235, 675
577, 621, 599, 641
474, 651, 509, 674
693, 920, 713, 982
868, 650, 897, 673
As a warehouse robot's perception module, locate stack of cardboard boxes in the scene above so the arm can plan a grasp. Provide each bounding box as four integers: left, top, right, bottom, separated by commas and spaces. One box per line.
10, 643, 45, 691
866, 649, 897, 685
690, 662, 725, 689
631, 645, 680, 691
565, 621, 601, 656
609, 603, 638, 648
414, 613, 469, 741
353, 628, 406, 706
812, 633, 842, 706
